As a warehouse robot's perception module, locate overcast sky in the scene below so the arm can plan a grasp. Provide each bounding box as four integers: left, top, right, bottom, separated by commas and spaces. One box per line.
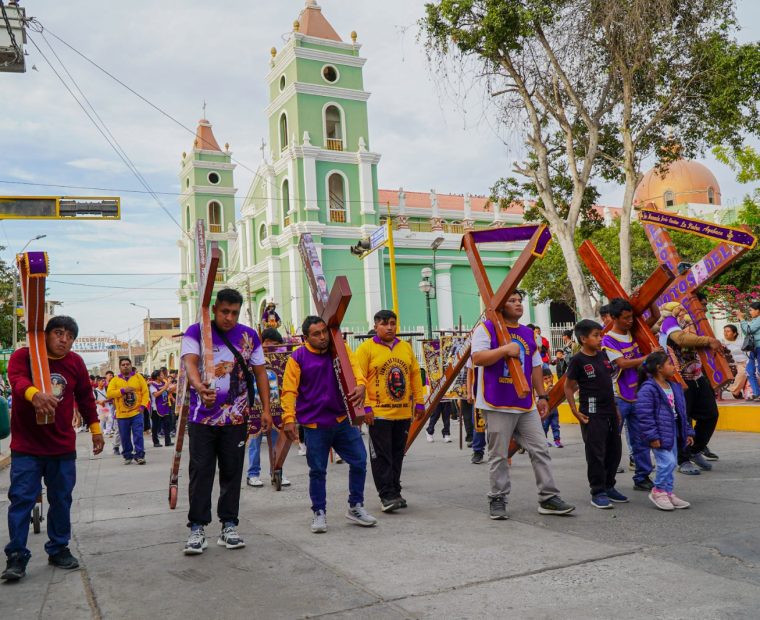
1, 0, 758, 366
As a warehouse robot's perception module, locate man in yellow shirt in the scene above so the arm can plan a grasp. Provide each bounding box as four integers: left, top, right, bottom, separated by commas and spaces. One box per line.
106, 357, 150, 465
356, 310, 424, 513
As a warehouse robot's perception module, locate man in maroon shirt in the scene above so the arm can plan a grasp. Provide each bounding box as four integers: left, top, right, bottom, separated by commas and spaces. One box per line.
2, 316, 104, 582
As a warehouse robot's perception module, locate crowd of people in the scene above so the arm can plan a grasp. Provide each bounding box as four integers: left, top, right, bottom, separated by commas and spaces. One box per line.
2, 285, 759, 580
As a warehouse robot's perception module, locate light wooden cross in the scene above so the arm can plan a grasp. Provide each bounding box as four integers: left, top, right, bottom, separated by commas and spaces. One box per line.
547, 241, 679, 410
168, 220, 221, 509
17, 251, 55, 425
406, 224, 552, 451
639, 208, 757, 388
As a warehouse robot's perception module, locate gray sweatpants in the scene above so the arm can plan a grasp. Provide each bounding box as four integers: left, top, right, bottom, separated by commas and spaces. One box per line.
484, 409, 560, 502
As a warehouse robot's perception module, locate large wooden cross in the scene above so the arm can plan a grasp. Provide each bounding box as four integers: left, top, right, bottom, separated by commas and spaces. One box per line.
17, 251, 55, 425
169, 220, 220, 509
547, 241, 679, 410
406, 224, 552, 451
640, 208, 757, 388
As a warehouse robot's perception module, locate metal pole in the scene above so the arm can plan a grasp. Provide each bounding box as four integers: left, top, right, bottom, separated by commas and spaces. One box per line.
425, 290, 433, 339
12, 269, 17, 349
146, 308, 151, 373
386, 215, 399, 318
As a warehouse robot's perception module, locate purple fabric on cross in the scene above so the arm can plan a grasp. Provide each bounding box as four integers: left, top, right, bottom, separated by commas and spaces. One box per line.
462, 225, 551, 254
26, 252, 48, 276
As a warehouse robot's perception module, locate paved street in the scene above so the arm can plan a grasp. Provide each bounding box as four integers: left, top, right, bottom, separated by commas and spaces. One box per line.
1, 424, 759, 619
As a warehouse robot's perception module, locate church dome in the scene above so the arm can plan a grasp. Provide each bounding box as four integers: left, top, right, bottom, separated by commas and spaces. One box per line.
634, 159, 721, 211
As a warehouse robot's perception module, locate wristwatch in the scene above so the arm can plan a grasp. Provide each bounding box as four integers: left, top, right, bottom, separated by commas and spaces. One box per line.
536, 395, 549, 402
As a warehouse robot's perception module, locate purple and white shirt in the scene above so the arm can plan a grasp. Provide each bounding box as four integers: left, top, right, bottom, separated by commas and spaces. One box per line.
602, 331, 641, 402
180, 322, 265, 426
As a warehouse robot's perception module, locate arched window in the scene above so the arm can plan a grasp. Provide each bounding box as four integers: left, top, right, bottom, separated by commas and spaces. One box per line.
185, 206, 190, 232
664, 190, 675, 208
328, 173, 346, 223
707, 186, 715, 204
282, 179, 291, 227
208, 201, 222, 233
279, 113, 289, 151
215, 248, 226, 283
324, 105, 343, 151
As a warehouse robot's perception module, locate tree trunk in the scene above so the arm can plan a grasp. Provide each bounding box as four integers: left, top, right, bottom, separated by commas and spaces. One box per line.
619, 168, 637, 292
552, 226, 596, 318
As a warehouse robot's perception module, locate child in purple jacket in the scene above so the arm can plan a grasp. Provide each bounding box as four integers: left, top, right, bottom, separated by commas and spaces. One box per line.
636, 351, 695, 511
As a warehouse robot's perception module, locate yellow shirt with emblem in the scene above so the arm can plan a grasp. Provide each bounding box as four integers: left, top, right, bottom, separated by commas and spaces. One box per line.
355, 337, 424, 420
106, 373, 150, 419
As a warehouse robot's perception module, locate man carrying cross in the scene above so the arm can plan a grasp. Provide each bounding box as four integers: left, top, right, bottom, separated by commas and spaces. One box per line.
181, 288, 272, 555
282, 316, 376, 533
471, 290, 575, 520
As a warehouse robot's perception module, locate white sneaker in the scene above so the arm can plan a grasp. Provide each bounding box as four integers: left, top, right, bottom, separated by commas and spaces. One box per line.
443, 435, 452, 443
311, 510, 327, 533
217, 524, 245, 549
281, 475, 291, 487
297, 444, 307, 456
184, 527, 208, 555
247, 476, 263, 488
345, 503, 377, 527
425, 432, 434, 443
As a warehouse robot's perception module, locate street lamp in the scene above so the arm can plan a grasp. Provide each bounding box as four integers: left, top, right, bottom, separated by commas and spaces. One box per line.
418, 267, 434, 339
12, 234, 47, 349
130, 302, 152, 373
430, 236, 444, 299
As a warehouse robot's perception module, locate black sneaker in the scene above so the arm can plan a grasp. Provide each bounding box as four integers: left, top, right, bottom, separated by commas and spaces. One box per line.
153, 443, 161, 448
489, 496, 508, 520
538, 495, 575, 515
702, 447, 719, 461
381, 497, 402, 513
471, 451, 484, 464
633, 477, 654, 491
48, 548, 80, 570
397, 496, 408, 509
112, 447, 120, 455
2, 552, 30, 581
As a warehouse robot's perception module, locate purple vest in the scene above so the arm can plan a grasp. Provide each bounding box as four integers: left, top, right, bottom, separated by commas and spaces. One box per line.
480, 320, 537, 411
292, 346, 345, 426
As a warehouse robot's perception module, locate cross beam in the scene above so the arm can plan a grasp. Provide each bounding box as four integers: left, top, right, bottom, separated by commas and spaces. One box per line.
169, 220, 220, 509
17, 251, 55, 425
406, 224, 552, 451
547, 244, 678, 410
640, 208, 757, 388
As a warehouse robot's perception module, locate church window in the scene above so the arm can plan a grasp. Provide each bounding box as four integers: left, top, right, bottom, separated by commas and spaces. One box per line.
282, 179, 291, 227
322, 65, 339, 83
259, 223, 268, 247
707, 186, 715, 204
328, 173, 347, 223
279, 113, 289, 151
185, 206, 190, 232
279, 75, 286, 91
208, 201, 223, 233
208, 171, 220, 185
324, 105, 343, 151
664, 190, 675, 208
186, 177, 190, 188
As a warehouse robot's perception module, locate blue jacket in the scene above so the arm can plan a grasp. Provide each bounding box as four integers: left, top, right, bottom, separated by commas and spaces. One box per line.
635, 379, 694, 450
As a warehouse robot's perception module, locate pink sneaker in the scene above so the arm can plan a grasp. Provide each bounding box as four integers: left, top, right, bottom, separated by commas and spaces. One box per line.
648, 489, 675, 511
668, 493, 690, 509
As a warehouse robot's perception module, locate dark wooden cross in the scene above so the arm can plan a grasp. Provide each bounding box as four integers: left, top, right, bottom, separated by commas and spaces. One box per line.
640, 207, 757, 388
547, 240, 679, 410
169, 220, 220, 509
269, 233, 365, 482
17, 251, 55, 425
407, 224, 552, 451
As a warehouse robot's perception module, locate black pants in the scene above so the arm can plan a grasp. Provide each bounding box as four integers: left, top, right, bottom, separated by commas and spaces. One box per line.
426, 401, 452, 436
580, 415, 622, 496
368, 418, 411, 501
187, 422, 247, 528
151, 412, 172, 446
679, 375, 720, 463
143, 408, 151, 431
460, 399, 474, 442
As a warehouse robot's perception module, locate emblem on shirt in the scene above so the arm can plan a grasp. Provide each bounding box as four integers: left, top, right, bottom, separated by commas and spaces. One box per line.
124, 391, 137, 408
387, 366, 406, 401
583, 364, 596, 378
502, 337, 527, 380
50, 373, 67, 401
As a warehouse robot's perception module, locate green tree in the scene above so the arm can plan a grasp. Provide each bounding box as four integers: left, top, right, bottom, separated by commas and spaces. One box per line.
0, 249, 22, 349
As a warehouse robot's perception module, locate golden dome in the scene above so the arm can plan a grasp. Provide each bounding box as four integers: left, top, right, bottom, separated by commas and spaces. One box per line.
634, 159, 721, 211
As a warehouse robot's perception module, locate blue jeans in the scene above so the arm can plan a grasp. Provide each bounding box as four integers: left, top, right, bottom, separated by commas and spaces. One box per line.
247, 429, 280, 478
118, 415, 145, 460
304, 420, 366, 512
616, 398, 653, 483
747, 350, 760, 397
653, 442, 678, 494
542, 408, 560, 441
5, 455, 76, 558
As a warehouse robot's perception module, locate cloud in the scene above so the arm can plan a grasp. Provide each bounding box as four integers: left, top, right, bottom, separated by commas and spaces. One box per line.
66, 158, 130, 174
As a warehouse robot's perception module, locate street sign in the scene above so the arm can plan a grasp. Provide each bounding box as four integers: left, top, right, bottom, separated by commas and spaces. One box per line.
369, 225, 388, 251
0, 197, 121, 220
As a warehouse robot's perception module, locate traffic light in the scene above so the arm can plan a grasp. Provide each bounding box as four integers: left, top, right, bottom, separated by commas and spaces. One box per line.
350, 239, 371, 256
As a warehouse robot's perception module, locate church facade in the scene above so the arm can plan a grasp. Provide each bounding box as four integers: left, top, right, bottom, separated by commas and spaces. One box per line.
177, 2, 553, 335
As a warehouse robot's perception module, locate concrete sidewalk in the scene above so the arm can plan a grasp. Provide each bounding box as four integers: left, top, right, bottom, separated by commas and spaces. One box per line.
1, 425, 759, 619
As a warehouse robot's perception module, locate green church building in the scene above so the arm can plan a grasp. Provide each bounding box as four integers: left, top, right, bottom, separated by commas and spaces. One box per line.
178, 1, 552, 337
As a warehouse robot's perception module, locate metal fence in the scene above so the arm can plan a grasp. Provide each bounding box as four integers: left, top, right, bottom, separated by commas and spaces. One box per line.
549, 322, 575, 355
